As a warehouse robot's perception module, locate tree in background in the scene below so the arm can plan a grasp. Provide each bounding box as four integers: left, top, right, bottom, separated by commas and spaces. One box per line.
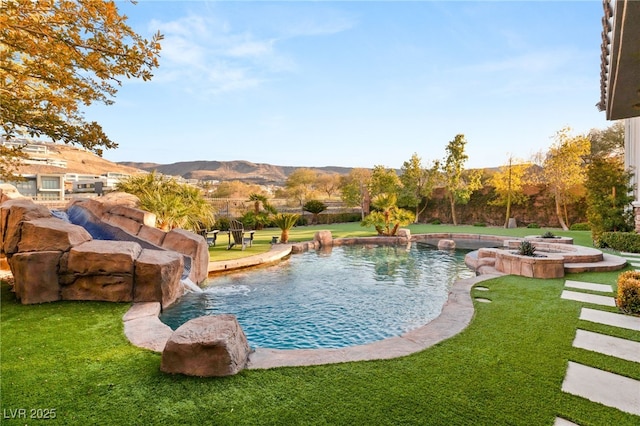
243, 193, 276, 230
585, 157, 634, 242
303, 200, 328, 225
441, 134, 482, 225
541, 127, 590, 230
587, 121, 625, 161
340, 168, 372, 220
116, 172, 215, 232
211, 181, 263, 199
369, 165, 401, 200
398, 153, 440, 223
489, 156, 531, 228
285, 168, 318, 206
316, 173, 342, 198
0, 0, 162, 180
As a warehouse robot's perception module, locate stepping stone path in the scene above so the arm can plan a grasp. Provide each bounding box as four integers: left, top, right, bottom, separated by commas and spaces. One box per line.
556, 252, 640, 424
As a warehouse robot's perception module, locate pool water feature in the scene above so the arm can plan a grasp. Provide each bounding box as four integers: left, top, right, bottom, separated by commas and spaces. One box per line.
160, 243, 474, 350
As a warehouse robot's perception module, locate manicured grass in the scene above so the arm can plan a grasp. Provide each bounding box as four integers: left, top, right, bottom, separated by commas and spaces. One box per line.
2, 225, 638, 425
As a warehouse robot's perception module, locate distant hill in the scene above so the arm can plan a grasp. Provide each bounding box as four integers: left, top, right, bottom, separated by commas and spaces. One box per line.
10, 140, 355, 186
119, 160, 355, 185
13, 142, 145, 177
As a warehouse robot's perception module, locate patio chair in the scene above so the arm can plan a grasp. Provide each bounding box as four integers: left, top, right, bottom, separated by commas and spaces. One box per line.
227, 219, 255, 250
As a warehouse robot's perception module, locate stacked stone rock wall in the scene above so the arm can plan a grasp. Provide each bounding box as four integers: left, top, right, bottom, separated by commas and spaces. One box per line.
67, 199, 208, 284
0, 198, 206, 308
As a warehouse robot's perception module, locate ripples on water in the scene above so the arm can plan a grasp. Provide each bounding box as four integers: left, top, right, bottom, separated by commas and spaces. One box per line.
160, 243, 474, 349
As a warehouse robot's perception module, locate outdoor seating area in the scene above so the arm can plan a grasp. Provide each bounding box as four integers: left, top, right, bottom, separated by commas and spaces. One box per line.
227, 219, 255, 250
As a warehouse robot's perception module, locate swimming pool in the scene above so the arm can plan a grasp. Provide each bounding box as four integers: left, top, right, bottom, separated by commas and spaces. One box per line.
160, 243, 474, 350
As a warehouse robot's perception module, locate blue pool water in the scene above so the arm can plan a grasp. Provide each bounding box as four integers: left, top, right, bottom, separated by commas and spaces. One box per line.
160, 243, 474, 350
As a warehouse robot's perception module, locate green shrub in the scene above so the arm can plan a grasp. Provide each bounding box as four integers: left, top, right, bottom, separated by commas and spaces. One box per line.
527, 223, 540, 229
616, 271, 640, 314
517, 240, 536, 256
569, 222, 591, 231
541, 231, 555, 238
430, 219, 441, 225
598, 232, 640, 252
316, 212, 362, 224
473, 222, 486, 227
215, 216, 231, 231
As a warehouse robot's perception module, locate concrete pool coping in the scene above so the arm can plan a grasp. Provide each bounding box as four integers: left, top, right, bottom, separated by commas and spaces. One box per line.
124, 240, 503, 368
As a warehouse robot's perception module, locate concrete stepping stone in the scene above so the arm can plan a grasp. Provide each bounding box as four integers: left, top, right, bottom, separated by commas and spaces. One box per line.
573, 329, 640, 363
475, 286, 489, 291
564, 280, 612, 293
554, 418, 579, 426
620, 251, 640, 258
475, 298, 491, 303
561, 361, 640, 416
580, 308, 640, 331
561, 290, 616, 307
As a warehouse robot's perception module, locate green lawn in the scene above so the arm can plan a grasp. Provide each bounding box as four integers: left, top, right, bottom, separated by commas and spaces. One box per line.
2, 225, 638, 425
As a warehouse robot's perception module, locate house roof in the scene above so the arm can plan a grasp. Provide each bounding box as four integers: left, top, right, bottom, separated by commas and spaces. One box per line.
597, 0, 640, 120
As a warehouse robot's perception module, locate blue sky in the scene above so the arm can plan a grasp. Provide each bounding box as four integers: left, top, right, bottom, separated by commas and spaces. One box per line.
92, 1, 610, 170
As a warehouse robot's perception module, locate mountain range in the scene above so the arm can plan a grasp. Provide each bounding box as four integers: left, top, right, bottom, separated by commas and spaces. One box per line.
10, 141, 354, 185
118, 160, 355, 185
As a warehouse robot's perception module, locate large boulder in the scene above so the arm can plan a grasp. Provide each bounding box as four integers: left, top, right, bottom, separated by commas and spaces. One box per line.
18, 217, 92, 252
161, 315, 251, 377
134, 249, 184, 308
1, 199, 51, 255
0, 183, 27, 203
9, 251, 61, 304
60, 274, 134, 302
61, 240, 142, 302
66, 240, 142, 275
137, 225, 166, 246
162, 228, 208, 284
98, 191, 140, 209
314, 230, 333, 247
109, 205, 156, 227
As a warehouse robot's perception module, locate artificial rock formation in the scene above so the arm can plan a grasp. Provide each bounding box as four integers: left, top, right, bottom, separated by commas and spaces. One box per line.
0, 198, 206, 307
161, 315, 251, 377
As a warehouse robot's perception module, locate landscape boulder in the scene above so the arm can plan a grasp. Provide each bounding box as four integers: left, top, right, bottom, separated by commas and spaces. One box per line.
66, 240, 142, 275
134, 249, 184, 308
161, 315, 251, 377
1, 199, 51, 254
162, 228, 208, 284
18, 217, 92, 253
438, 239, 456, 250
314, 230, 333, 247
61, 274, 134, 302
9, 251, 61, 304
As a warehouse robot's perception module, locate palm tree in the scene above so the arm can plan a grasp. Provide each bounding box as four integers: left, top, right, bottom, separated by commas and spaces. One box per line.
361, 193, 415, 236
116, 172, 215, 232
303, 199, 327, 225
247, 193, 276, 230
272, 213, 299, 243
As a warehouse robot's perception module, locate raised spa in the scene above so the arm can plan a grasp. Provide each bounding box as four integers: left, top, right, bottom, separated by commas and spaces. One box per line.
160, 243, 474, 350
